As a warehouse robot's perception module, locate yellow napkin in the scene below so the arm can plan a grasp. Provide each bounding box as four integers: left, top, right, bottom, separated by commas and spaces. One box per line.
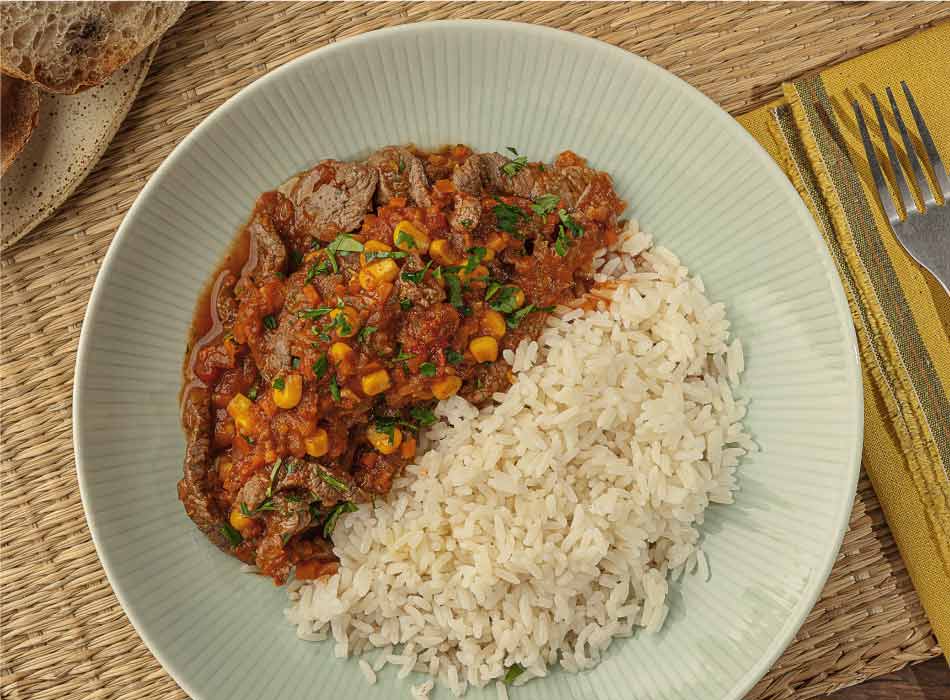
738, 22, 950, 660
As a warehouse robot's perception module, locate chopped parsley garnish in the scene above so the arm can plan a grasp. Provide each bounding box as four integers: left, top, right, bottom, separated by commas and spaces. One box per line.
363, 250, 408, 262
313, 354, 328, 379
306, 259, 332, 282
330, 310, 352, 337
395, 230, 418, 249
325, 234, 364, 272
445, 348, 464, 365
392, 350, 415, 362
317, 468, 348, 493
487, 285, 521, 313
298, 306, 333, 320
419, 362, 437, 377
323, 501, 358, 538
492, 199, 528, 235
243, 434, 255, 445
507, 304, 555, 329
554, 226, 572, 256
464, 247, 487, 273
459, 218, 473, 229
291, 356, 301, 369
503, 664, 526, 685
329, 375, 341, 402
374, 417, 398, 442
220, 523, 243, 547
410, 405, 437, 427
401, 260, 432, 284
558, 209, 584, 238
247, 385, 258, 401
272, 377, 285, 391
501, 154, 528, 177
263, 314, 277, 330
290, 250, 304, 268
358, 325, 377, 344
531, 194, 560, 216
397, 156, 406, 174
266, 457, 283, 497
444, 273, 464, 308
399, 298, 413, 311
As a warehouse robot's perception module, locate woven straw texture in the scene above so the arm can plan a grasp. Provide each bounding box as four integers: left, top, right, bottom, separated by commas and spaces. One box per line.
2, 3, 948, 700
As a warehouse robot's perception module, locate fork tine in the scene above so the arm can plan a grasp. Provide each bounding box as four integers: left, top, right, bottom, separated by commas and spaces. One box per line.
852, 100, 900, 224
870, 92, 917, 216
887, 87, 936, 208
901, 81, 950, 202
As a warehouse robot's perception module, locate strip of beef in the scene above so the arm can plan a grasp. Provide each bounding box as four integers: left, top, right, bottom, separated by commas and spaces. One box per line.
452, 152, 536, 198
530, 165, 602, 209
177, 385, 227, 548
241, 192, 289, 285
256, 495, 312, 583
291, 159, 378, 241
368, 146, 432, 207
394, 254, 445, 309
277, 460, 364, 507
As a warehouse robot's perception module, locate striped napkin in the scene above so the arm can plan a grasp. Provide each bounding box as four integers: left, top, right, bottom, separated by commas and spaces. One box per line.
737, 22, 950, 660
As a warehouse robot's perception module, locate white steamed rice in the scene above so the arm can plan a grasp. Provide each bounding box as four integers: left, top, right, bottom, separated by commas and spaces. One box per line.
285, 222, 752, 696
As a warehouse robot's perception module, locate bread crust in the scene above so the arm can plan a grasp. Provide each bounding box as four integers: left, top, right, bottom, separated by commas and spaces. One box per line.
1, 74, 39, 174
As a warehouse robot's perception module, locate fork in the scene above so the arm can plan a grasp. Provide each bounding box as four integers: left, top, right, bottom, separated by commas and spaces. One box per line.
851, 81, 950, 294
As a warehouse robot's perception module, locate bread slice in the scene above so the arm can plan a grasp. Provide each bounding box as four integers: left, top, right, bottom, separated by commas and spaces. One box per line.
1, 74, 39, 174
0, 1, 186, 94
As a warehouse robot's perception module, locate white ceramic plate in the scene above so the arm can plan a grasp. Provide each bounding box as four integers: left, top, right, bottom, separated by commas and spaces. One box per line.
74, 21, 862, 700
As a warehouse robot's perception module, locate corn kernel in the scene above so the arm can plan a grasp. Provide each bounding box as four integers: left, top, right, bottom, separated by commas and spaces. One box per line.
400, 436, 417, 460
361, 369, 391, 396
483, 310, 507, 339
482, 247, 495, 262
273, 374, 303, 409
230, 506, 253, 531
364, 259, 399, 286
304, 429, 329, 458
366, 425, 402, 455
359, 240, 392, 266
358, 268, 378, 291
429, 239, 457, 265
469, 336, 498, 363
393, 220, 430, 253
329, 306, 359, 338
513, 289, 526, 309
329, 342, 354, 364
227, 393, 254, 433
432, 375, 462, 400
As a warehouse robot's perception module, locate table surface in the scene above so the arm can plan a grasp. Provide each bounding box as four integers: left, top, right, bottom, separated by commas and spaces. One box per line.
2, 3, 949, 700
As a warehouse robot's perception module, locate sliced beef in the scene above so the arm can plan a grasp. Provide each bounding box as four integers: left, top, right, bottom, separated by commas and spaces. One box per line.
368, 146, 432, 207
177, 385, 227, 548
256, 495, 312, 583
397, 302, 460, 356
395, 255, 445, 309
277, 460, 363, 507
233, 471, 269, 510
244, 193, 289, 283
452, 152, 538, 198
291, 160, 378, 240
214, 271, 239, 328
530, 165, 599, 209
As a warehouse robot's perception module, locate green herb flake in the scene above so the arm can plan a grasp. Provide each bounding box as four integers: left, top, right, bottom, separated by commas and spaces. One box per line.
272, 377, 286, 391
298, 306, 333, 320
239, 502, 252, 517
445, 349, 464, 365
247, 385, 258, 401
503, 664, 526, 685
374, 417, 398, 443
290, 250, 304, 268
317, 468, 348, 493
313, 354, 328, 379
306, 259, 332, 282
419, 362, 437, 377
329, 375, 341, 402
492, 199, 528, 235
459, 218, 473, 229
358, 325, 377, 344
464, 247, 487, 273
328, 234, 365, 255
507, 304, 555, 329
488, 285, 521, 313
558, 209, 584, 238
397, 157, 406, 174
531, 194, 560, 216
263, 314, 278, 330
410, 405, 437, 427
554, 226, 572, 256
502, 154, 528, 178
266, 457, 283, 497
363, 250, 408, 262
445, 273, 464, 308
401, 260, 432, 284
392, 350, 415, 362
395, 230, 418, 250
291, 356, 301, 369
220, 523, 243, 547
323, 501, 358, 538
399, 298, 413, 311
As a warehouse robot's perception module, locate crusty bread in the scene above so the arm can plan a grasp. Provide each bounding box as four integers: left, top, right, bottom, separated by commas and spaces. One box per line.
1, 74, 39, 174
0, 1, 186, 94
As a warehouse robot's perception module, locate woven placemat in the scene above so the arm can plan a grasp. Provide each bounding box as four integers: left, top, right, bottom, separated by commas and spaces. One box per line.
2, 3, 948, 699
